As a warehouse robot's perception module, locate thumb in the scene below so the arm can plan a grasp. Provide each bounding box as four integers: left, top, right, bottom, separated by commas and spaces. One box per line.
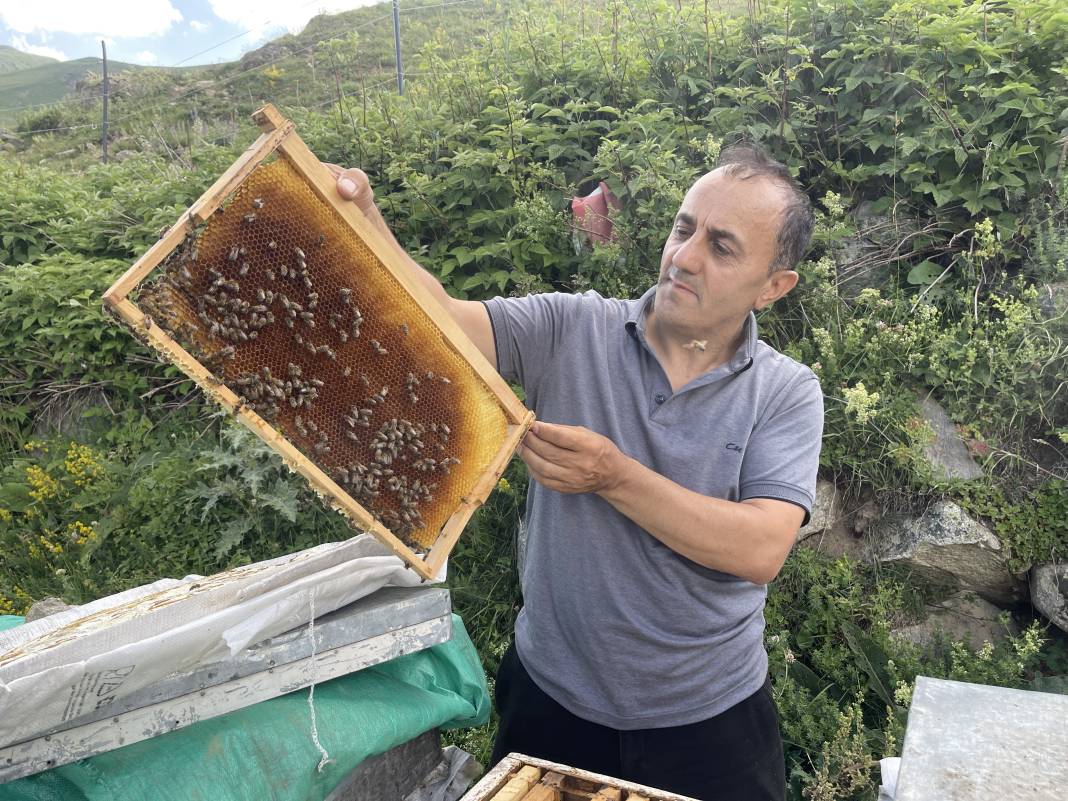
327, 164, 375, 215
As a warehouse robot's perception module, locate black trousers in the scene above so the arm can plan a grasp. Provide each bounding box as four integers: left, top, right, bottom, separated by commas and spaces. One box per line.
491, 643, 786, 801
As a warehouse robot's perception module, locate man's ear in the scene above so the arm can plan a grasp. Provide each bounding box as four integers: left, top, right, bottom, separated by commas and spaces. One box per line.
754, 270, 799, 310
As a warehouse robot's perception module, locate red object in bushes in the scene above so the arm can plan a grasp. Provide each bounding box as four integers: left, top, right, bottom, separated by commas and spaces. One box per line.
571, 182, 621, 245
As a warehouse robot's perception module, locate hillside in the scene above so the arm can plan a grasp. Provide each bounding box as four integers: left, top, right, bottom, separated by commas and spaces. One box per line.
0, 57, 146, 125
0, 45, 56, 74
2, 0, 500, 147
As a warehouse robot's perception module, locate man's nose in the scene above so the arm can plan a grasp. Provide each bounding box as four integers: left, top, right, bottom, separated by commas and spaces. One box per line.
672, 234, 702, 274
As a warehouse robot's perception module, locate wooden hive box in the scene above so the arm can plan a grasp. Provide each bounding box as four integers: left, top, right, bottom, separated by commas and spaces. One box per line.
460, 753, 700, 801
103, 103, 533, 581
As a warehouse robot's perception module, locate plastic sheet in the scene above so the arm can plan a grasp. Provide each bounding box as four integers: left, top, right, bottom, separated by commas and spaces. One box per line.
404, 745, 482, 801
0, 614, 488, 801
0, 535, 429, 747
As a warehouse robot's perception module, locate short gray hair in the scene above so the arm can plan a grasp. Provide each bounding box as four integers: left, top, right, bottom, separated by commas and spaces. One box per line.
716, 143, 814, 273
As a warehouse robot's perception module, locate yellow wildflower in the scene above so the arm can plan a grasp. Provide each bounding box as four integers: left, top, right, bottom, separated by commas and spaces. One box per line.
26, 465, 60, 503
66, 520, 95, 546
842, 382, 880, 425
39, 535, 63, 556
0, 508, 12, 524
64, 443, 104, 488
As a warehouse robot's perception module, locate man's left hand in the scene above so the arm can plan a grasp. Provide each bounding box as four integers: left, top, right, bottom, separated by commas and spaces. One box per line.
517, 422, 628, 495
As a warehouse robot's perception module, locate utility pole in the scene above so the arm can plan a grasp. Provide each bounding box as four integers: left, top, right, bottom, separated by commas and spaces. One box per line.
100, 40, 109, 164
392, 0, 403, 95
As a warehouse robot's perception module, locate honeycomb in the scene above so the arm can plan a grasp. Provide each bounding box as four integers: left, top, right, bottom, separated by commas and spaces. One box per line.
138, 157, 509, 550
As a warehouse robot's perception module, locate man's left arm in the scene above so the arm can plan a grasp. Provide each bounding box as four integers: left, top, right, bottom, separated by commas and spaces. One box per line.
518, 375, 823, 585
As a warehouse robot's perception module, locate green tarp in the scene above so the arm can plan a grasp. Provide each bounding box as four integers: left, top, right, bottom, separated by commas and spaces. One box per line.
0, 613, 489, 801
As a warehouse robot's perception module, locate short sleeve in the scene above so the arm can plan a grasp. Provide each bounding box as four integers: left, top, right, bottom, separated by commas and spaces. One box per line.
482, 292, 586, 393
738, 370, 824, 525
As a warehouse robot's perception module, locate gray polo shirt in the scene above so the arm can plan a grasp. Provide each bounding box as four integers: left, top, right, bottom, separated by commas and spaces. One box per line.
484, 286, 823, 730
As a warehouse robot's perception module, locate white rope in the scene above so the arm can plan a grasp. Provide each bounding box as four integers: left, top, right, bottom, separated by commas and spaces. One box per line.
306, 591, 335, 773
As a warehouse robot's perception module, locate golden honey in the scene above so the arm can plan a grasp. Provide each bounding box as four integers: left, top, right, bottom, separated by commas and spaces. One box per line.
138, 158, 508, 549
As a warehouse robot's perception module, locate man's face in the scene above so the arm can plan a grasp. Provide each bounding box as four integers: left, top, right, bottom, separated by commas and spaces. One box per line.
655, 168, 791, 336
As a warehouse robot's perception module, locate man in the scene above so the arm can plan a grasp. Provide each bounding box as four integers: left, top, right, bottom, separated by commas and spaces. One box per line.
331, 143, 822, 801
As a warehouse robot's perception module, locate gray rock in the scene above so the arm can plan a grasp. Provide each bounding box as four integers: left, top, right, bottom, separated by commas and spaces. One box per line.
871, 501, 1023, 603
850, 499, 881, 535
892, 591, 1017, 651
1030, 563, 1068, 634
796, 480, 841, 542
1038, 281, 1068, 324
32, 387, 110, 440
24, 597, 73, 623
797, 520, 868, 561
0, 129, 24, 148
918, 395, 984, 481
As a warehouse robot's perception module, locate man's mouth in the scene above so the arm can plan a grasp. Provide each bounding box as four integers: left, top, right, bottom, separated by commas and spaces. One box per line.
663, 268, 698, 298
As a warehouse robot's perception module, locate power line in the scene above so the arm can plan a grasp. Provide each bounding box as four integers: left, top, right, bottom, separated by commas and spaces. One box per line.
168, 0, 345, 68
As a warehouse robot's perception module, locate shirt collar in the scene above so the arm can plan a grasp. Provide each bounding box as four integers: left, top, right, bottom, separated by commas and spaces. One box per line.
625, 284, 757, 375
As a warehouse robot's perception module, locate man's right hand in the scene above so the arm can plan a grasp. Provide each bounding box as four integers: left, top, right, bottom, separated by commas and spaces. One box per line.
326, 164, 392, 240
327, 164, 497, 368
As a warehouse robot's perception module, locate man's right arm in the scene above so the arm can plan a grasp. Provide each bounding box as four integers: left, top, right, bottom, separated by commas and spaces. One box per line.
328, 165, 496, 366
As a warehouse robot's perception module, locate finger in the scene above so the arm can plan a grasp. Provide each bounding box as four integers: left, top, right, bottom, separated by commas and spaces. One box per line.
329, 166, 374, 210
521, 430, 573, 464
518, 443, 570, 484
529, 421, 584, 450
520, 458, 571, 494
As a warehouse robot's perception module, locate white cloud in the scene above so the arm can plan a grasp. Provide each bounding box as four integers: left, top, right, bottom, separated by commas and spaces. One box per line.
9, 34, 67, 61
189, 20, 209, 31
0, 1, 182, 38
134, 50, 158, 64
208, 0, 377, 36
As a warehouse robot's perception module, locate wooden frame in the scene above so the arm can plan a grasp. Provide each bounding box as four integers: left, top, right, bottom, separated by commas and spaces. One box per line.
460, 753, 700, 801
103, 104, 533, 581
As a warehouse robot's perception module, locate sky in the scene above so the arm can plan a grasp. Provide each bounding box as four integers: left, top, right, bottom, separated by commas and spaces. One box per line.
0, 0, 382, 67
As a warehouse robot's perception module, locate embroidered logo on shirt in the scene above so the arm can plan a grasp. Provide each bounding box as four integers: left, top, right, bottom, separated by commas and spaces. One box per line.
725, 443, 744, 453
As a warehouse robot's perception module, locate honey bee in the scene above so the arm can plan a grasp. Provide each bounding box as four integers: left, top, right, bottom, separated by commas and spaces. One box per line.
252, 198, 265, 209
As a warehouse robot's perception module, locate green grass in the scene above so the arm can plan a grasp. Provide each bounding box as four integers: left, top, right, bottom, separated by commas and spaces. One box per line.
0, 58, 144, 126
0, 45, 57, 75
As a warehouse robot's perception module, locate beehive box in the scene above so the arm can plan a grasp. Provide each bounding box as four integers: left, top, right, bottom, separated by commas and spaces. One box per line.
102, 103, 533, 581
460, 754, 700, 801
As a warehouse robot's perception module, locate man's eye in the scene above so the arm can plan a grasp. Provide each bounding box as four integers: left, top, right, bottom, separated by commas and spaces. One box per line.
674, 225, 691, 237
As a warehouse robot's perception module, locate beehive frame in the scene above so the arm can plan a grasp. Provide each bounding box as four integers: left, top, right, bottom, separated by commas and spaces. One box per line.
459, 753, 700, 800
103, 103, 534, 581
